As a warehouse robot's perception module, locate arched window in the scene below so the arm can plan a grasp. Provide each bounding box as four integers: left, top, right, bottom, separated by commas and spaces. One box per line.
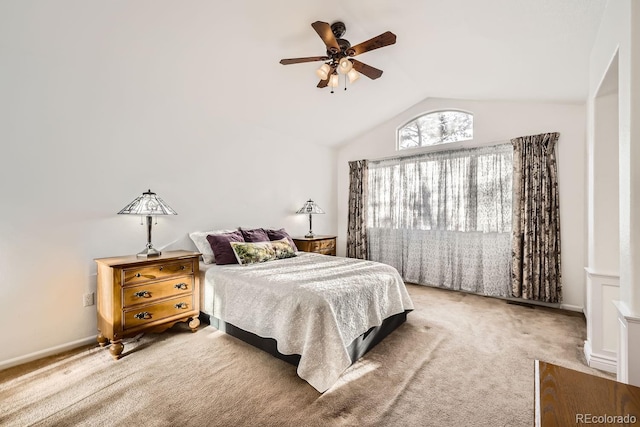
397, 110, 473, 150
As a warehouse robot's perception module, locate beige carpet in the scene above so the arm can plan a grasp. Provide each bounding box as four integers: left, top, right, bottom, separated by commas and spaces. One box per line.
0, 284, 610, 427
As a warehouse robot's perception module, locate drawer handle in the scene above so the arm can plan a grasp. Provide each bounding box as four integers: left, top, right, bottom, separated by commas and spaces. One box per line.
133, 290, 151, 298
135, 273, 141, 278
174, 302, 188, 309
174, 283, 188, 290
180, 265, 186, 270
134, 311, 151, 320
159, 266, 164, 271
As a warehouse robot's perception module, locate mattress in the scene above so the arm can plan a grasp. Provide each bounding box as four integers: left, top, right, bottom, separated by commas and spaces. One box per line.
199, 252, 414, 392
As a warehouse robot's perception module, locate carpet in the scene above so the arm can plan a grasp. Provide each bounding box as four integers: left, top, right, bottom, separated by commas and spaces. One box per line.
0, 284, 610, 426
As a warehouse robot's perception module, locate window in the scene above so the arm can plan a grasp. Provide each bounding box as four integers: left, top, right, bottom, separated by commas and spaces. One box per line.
397, 110, 473, 150
366, 143, 512, 297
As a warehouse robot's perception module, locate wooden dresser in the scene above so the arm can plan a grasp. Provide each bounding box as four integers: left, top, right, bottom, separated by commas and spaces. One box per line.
95, 250, 201, 359
293, 235, 337, 256
534, 360, 640, 426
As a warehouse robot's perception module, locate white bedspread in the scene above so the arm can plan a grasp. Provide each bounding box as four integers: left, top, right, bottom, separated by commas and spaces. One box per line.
203, 252, 414, 392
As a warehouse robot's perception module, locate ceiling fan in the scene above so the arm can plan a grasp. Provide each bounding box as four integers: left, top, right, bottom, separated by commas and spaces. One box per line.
279, 21, 397, 91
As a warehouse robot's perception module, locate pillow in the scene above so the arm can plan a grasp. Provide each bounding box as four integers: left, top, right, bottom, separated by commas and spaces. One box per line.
264, 228, 298, 251
189, 229, 236, 264
206, 231, 245, 265
271, 238, 297, 260
239, 227, 270, 242
230, 241, 276, 265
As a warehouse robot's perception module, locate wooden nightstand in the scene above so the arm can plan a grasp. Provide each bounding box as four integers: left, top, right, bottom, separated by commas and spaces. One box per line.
94, 250, 201, 359
293, 235, 337, 256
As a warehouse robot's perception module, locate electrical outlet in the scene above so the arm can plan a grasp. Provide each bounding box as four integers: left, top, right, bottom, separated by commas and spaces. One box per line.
83, 292, 95, 307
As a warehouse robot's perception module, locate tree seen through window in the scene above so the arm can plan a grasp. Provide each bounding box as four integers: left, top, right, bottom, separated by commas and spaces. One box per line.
398, 111, 473, 150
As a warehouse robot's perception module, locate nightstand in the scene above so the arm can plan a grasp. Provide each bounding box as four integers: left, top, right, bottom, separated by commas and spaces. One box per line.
293, 235, 337, 256
94, 250, 201, 359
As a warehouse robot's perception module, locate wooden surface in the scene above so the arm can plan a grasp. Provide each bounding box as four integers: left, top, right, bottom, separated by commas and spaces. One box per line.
535, 360, 640, 426
293, 235, 337, 256
95, 251, 201, 359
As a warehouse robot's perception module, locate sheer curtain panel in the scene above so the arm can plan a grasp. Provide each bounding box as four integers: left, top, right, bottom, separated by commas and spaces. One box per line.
367, 144, 513, 297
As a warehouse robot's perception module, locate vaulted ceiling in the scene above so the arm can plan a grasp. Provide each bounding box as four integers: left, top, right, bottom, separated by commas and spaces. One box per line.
220, 0, 607, 146
4, 1, 606, 148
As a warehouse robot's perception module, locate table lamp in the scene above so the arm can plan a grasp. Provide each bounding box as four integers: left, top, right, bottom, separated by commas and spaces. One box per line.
118, 189, 177, 257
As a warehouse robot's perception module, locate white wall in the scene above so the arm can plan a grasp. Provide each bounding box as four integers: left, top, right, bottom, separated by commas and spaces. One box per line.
0, 4, 337, 366
336, 98, 587, 310
587, 0, 640, 385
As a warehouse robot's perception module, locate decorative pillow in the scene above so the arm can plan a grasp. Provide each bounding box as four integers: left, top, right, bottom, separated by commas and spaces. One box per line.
206, 231, 245, 265
271, 238, 297, 260
239, 227, 270, 242
189, 229, 236, 264
230, 241, 276, 265
264, 228, 298, 251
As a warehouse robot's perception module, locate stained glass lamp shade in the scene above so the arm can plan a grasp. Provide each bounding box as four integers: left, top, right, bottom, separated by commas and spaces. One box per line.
118, 189, 177, 257
296, 199, 325, 238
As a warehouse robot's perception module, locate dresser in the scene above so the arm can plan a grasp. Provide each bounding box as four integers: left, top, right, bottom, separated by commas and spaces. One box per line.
534, 360, 640, 426
95, 250, 201, 359
293, 235, 337, 256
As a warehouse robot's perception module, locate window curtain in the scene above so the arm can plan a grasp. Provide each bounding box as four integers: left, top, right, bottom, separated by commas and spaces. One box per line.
347, 160, 369, 259
367, 144, 513, 297
511, 132, 562, 303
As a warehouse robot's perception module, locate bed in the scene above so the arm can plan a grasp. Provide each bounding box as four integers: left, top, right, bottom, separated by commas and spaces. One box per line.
198, 252, 414, 392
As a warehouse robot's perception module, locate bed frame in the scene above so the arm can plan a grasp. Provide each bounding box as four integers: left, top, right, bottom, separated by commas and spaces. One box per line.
199, 310, 410, 366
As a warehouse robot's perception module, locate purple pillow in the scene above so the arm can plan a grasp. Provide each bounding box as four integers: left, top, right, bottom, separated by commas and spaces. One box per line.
206, 231, 245, 265
239, 227, 270, 242
265, 228, 298, 251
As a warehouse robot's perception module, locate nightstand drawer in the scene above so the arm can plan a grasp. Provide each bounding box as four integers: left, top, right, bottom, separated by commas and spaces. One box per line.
122, 276, 194, 308
123, 295, 195, 330
310, 240, 335, 251
293, 236, 337, 256
123, 260, 194, 285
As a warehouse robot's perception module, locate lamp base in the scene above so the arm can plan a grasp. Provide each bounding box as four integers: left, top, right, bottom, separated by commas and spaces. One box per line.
137, 246, 161, 258
305, 232, 315, 238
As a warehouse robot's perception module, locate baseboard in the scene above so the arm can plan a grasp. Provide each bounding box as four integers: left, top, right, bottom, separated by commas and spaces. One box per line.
583, 339, 617, 373
0, 336, 96, 371
560, 303, 584, 313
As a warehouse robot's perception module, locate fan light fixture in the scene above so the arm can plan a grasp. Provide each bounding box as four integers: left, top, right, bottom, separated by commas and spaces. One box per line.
328, 73, 340, 88
316, 63, 330, 80
347, 68, 360, 83
338, 57, 353, 74
118, 189, 177, 257
317, 62, 360, 93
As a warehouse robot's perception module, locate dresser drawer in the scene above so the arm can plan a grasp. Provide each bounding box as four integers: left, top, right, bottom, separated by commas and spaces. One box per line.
123, 260, 194, 286
123, 295, 195, 330
122, 276, 194, 308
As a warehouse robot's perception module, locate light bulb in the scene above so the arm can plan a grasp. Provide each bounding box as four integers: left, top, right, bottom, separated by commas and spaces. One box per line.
338, 58, 353, 74
347, 69, 360, 83
316, 64, 330, 80
329, 74, 339, 88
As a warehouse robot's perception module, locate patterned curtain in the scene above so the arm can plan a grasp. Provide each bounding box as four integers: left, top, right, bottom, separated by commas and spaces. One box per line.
511, 132, 562, 303
347, 160, 368, 259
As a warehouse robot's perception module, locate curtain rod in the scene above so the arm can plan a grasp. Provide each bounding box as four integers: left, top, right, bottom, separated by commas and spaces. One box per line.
364, 139, 511, 163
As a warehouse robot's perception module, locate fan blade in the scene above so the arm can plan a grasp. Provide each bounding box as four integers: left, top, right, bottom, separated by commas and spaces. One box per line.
351, 59, 383, 80
311, 21, 340, 54
280, 56, 329, 65
347, 31, 397, 57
